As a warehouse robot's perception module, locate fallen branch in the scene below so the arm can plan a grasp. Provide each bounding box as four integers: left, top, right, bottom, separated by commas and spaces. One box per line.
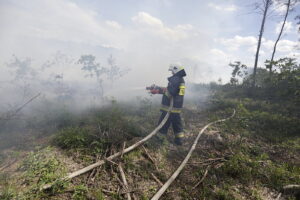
151, 109, 236, 200
275, 193, 281, 200
42, 99, 173, 190
105, 158, 118, 166
192, 166, 209, 189
118, 164, 131, 200
102, 188, 115, 194
121, 142, 126, 158
189, 157, 226, 165
1, 93, 41, 120
86, 168, 96, 184
151, 173, 163, 187
142, 145, 158, 171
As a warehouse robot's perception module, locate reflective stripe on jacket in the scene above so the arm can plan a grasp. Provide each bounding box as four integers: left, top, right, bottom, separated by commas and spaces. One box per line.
161, 69, 186, 112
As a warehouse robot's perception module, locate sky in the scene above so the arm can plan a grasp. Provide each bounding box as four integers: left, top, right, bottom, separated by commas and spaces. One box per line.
0, 0, 299, 98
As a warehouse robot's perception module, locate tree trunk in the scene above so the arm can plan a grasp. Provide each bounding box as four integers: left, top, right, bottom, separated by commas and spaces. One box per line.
253, 0, 271, 87
269, 0, 291, 74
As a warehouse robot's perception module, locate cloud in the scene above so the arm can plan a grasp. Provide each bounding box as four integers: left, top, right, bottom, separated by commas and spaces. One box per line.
272, 1, 289, 15
1, 0, 297, 88
131, 12, 193, 41
218, 35, 257, 51
262, 39, 275, 50
210, 48, 227, 58
0, 0, 125, 53
132, 12, 163, 27
275, 21, 293, 34
276, 40, 298, 52
216, 34, 299, 70
208, 3, 237, 12
105, 20, 122, 29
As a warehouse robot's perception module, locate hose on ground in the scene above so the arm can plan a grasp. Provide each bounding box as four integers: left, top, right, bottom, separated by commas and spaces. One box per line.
151, 109, 236, 200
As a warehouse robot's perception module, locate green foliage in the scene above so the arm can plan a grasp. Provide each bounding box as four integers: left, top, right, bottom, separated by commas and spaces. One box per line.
123, 150, 142, 171
220, 153, 260, 183
229, 101, 300, 139
54, 127, 103, 151
216, 188, 237, 200
229, 61, 248, 85
210, 97, 299, 140
222, 58, 300, 106
20, 147, 68, 198
78, 55, 107, 79
53, 105, 143, 156
78, 54, 129, 98
214, 151, 300, 190
90, 189, 105, 200
0, 173, 16, 200
267, 163, 300, 190
91, 104, 143, 143
72, 184, 88, 200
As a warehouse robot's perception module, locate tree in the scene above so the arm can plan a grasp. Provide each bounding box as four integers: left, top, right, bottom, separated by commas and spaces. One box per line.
268, 0, 292, 74
78, 55, 108, 99
296, 14, 300, 46
6, 55, 38, 100
107, 55, 130, 85
229, 61, 248, 85
78, 54, 130, 100
253, 0, 272, 87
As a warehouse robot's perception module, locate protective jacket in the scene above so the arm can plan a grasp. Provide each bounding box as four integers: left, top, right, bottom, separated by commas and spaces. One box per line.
161, 69, 186, 113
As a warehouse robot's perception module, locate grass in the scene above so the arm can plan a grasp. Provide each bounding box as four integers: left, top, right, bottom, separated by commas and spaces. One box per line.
192, 95, 300, 199
72, 184, 89, 200
52, 104, 145, 158
0, 173, 16, 200
19, 147, 68, 199
1, 92, 299, 199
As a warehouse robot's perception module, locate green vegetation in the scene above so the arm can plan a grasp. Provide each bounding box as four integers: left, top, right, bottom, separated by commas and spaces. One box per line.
0, 173, 16, 200
20, 147, 68, 199
72, 184, 89, 200
52, 103, 145, 157
1, 57, 299, 199
188, 57, 300, 199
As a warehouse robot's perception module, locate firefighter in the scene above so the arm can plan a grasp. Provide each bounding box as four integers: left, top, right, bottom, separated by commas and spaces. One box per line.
149, 64, 186, 145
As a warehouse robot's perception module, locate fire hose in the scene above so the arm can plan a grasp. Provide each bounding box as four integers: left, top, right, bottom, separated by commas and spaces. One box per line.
42, 99, 236, 200
151, 109, 236, 200
42, 98, 174, 190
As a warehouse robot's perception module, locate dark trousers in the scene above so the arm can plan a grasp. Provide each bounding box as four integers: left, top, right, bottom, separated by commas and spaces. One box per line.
158, 111, 183, 136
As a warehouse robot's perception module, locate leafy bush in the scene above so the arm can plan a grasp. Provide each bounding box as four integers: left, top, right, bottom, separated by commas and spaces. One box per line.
266, 163, 300, 190
53, 105, 143, 155
216, 100, 300, 140
220, 153, 260, 183
53, 127, 100, 150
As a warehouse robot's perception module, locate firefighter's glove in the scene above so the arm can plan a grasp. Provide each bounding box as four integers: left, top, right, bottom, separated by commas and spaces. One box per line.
150, 89, 160, 94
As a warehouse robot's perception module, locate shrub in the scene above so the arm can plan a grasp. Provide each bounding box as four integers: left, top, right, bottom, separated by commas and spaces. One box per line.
53, 105, 143, 155
220, 153, 260, 183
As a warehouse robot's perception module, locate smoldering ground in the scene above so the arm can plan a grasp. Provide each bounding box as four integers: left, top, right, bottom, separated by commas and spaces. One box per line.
0, 52, 214, 151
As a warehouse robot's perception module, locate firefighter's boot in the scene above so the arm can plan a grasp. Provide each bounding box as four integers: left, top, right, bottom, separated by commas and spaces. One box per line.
174, 132, 184, 145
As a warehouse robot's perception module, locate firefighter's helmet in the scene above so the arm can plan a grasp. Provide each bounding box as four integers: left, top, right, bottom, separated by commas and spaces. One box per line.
169, 64, 184, 74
